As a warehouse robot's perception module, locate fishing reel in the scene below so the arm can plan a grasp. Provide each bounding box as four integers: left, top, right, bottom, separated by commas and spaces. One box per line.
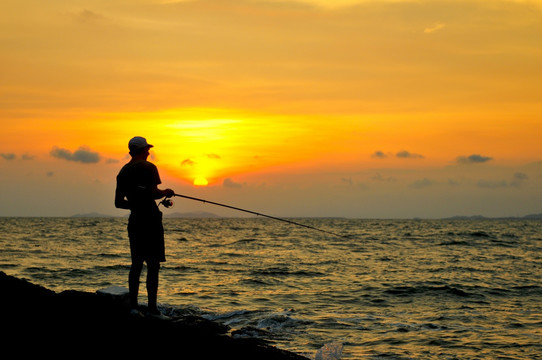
159, 198, 174, 208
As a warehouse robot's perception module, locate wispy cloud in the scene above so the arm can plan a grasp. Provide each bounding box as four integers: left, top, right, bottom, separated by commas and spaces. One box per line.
457, 154, 493, 164
424, 22, 446, 34
371, 173, 397, 182
181, 158, 195, 166
396, 150, 424, 159
477, 172, 529, 188
477, 180, 509, 188
50, 146, 101, 164
1, 152, 36, 160
341, 177, 353, 186
372, 150, 424, 159
70, 9, 106, 24
1, 153, 16, 160
371, 151, 388, 159
410, 178, 434, 189
223, 178, 245, 188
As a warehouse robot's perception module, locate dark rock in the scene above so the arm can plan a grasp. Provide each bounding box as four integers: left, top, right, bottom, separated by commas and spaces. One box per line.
0, 271, 308, 359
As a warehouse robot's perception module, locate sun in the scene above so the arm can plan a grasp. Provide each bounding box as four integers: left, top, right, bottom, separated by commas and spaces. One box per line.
193, 176, 209, 187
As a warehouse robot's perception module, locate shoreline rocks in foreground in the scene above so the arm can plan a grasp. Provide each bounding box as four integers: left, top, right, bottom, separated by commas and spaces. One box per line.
0, 271, 308, 359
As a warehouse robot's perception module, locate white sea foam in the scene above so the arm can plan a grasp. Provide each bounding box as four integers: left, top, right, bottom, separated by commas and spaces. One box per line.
314, 342, 343, 360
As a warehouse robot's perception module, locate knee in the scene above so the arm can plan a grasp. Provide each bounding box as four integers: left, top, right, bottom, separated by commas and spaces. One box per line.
130, 261, 144, 273
147, 261, 160, 274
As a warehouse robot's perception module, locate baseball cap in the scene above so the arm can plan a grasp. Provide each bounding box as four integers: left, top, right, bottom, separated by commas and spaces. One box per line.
128, 136, 154, 152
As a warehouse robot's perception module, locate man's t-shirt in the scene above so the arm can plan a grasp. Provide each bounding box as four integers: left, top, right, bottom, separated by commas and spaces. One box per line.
116, 160, 162, 215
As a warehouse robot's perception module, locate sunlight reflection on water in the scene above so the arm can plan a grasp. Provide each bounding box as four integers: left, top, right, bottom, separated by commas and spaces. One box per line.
1, 217, 541, 359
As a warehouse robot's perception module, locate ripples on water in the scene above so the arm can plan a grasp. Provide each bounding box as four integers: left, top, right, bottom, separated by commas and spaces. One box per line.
1, 217, 541, 359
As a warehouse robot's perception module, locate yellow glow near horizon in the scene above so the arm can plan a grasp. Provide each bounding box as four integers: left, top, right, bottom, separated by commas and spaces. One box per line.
116, 108, 346, 186
193, 176, 209, 186
5, 103, 542, 189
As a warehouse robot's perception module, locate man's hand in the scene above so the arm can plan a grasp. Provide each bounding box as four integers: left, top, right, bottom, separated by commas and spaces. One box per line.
163, 188, 175, 198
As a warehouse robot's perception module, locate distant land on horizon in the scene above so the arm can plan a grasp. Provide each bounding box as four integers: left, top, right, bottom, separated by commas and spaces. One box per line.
71, 211, 220, 218
442, 213, 542, 220
68, 212, 542, 220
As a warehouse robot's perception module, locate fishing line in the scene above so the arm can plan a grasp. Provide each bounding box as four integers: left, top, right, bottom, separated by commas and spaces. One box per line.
160, 193, 347, 238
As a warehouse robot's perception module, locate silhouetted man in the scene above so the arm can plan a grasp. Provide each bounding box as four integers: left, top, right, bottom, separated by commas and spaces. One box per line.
115, 136, 174, 318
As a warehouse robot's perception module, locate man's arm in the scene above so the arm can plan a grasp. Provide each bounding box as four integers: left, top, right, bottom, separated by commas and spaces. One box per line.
150, 184, 174, 199
115, 186, 131, 209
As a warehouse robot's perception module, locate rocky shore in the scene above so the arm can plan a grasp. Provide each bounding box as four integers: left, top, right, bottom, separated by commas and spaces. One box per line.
1, 271, 308, 359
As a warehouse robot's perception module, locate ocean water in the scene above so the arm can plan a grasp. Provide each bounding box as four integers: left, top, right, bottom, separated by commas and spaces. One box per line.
0, 217, 541, 359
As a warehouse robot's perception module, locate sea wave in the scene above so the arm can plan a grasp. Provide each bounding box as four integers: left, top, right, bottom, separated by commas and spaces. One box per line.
0, 217, 541, 359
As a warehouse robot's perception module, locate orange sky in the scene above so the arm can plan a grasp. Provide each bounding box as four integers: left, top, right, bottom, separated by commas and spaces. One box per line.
1, 0, 542, 218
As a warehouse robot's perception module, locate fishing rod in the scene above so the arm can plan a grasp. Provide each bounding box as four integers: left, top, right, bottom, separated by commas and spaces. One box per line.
160, 193, 347, 238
